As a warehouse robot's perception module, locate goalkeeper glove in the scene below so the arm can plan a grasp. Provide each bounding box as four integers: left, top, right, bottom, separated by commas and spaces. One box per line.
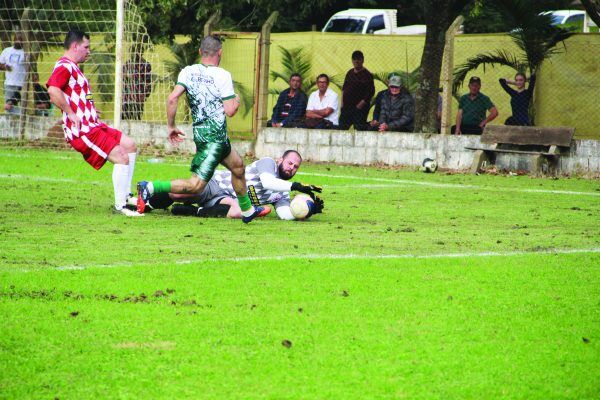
291, 182, 322, 198
305, 195, 324, 218
311, 196, 324, 214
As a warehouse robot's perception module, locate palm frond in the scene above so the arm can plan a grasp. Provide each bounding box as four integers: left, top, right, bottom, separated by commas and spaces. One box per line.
453, 50, 526, 93
270, 46, 312, 85
270, 70, 292, 83
165, 41, 200, 84
495, 0, 575, 74
233, 80, 254, 118
329, 74, 345, 91
164, 40, 200, 123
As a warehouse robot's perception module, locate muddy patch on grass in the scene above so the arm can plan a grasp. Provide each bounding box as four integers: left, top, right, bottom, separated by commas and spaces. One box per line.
0, 288, 206, 309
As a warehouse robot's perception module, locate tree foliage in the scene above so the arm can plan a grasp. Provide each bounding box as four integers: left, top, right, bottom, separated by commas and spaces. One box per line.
462, 0, 577, 33
413, 0, 473, 133
268, 46, 344, 96
580, 0, 600, 27
454, 0, 575, 84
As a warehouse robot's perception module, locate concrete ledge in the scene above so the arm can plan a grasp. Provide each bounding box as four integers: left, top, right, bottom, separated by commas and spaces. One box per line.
3, 116, 596, 175
0, 116, 253, 157
255, 127, 600, 175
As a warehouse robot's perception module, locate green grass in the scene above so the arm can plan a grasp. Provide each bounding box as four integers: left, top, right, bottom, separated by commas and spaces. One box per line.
1, 147, 599, 399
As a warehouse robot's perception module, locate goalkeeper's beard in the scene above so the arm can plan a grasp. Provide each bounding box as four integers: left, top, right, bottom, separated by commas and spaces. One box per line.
278, 163, 295, 180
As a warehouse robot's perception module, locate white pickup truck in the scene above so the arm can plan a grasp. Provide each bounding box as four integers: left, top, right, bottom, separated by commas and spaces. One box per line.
322, 9, 426, 35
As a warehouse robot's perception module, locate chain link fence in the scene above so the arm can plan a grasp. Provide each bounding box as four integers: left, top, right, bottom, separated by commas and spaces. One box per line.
264, 31, 600, 139
0, 14, 598, 149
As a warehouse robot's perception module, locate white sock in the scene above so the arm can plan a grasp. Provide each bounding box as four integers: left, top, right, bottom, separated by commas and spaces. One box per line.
127, 152, 137, 193
112, 163, 130, 210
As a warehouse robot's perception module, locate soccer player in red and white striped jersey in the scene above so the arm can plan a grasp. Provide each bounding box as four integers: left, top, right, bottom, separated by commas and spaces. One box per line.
47, 31, 142, 216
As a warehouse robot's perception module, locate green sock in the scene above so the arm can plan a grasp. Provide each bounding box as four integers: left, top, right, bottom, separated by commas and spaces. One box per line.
152, 180, 172, 194
237, 194, 252, 212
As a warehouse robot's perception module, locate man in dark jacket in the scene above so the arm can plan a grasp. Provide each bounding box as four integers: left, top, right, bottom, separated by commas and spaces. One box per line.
370, 72, 400, 128
338, 50, 375, 131
268, 73, 308, 128
370, 75, 414, 132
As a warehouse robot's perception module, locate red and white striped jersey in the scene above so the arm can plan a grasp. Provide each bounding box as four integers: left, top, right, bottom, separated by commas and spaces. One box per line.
47, 57, 104, 140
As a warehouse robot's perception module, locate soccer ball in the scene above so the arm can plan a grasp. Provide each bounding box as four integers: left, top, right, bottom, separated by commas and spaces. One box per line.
421, 158, 438, 173
290, 194, 314, 220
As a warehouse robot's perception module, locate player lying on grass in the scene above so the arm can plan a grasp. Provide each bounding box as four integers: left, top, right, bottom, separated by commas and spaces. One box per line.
136, 36, 264, 223
132, 150, 324, 220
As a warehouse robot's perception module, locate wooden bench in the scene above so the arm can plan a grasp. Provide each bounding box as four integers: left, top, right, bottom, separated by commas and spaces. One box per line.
465, 125, 575, 175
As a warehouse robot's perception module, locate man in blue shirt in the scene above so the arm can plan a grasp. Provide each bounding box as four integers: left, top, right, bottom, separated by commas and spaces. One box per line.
268, 73, 308, 128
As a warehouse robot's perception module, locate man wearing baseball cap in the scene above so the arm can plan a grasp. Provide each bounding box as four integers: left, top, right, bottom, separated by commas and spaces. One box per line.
452, 76, 498, 135
370, 72, 400, 128
370, 75, 414, 132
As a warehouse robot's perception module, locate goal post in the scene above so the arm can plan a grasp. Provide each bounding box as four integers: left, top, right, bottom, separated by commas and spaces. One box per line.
114, 0, 124, 130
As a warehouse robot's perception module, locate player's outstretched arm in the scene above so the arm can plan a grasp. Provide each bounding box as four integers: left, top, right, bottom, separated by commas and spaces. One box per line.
167, 85, 186, 145
291, 182, 322, 198
259, 172, 293, 192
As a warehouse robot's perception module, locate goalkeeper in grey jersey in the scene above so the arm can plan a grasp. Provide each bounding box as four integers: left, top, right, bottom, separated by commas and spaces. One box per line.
141, 150, 324, 220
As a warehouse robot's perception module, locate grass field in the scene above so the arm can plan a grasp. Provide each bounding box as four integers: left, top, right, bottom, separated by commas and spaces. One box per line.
1, 147, 599, 399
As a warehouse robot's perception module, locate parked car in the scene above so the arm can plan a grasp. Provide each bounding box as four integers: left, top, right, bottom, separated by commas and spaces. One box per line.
322, 9, 426, 35
541, 10, 597, 32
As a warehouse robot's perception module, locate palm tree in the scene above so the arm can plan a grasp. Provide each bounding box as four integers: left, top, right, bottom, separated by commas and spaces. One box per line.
269, 46, 343, 96
452, 0, 575, 123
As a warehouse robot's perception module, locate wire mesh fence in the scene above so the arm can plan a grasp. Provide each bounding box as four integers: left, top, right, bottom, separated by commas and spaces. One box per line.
0, 5, 598, 153
0, 0, 169, 145
263, 31, 600, 139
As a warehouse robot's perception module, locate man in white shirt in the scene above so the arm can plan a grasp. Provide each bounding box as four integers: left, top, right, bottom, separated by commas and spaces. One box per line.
305, 73, 339, 129
0, 32, 26, 114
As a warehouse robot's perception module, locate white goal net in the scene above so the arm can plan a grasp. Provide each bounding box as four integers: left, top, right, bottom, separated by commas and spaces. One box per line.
0, 0, 168, 144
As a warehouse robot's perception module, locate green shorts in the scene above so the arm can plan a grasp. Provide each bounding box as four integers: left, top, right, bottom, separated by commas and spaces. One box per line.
190, 140, 232, 182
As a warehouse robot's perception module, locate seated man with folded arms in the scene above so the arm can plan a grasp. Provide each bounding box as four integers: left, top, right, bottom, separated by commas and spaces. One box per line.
304, 73, 339, 129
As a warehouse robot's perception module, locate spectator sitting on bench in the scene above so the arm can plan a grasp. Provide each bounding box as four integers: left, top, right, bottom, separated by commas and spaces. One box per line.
499, 72, 535, 126
371, 72, 400, 128
267, 73, 307, 128
369, 75, 414, 132
452, 76, 498, 135
304, 73, 339, 129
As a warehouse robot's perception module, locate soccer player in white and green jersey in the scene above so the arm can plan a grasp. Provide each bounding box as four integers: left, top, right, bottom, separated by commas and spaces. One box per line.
136, 35, 266, 223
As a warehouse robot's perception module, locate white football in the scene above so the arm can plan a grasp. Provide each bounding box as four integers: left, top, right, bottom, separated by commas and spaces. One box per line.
290, 194, 314, 220
421, 158, 438, 173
